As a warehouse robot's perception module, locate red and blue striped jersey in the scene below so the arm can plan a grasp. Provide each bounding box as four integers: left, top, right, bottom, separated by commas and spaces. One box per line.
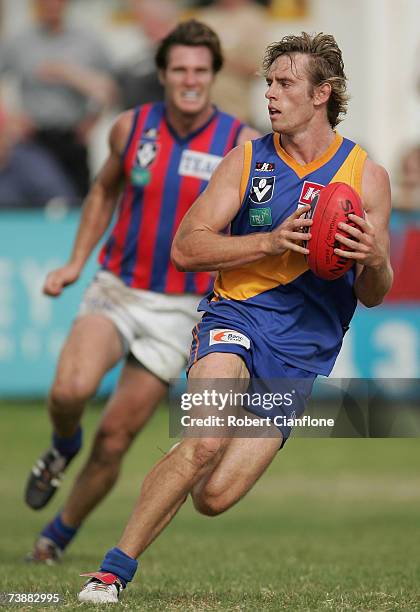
99, 102, 244, 294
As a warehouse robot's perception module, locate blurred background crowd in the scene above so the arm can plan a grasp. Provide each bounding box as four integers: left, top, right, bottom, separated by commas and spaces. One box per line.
1, 0, 420, 210
1, 0, 419, 395
0, 0, 274, 208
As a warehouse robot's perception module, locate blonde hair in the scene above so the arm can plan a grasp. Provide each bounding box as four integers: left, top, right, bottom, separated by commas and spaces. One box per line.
263, 32, 349, 128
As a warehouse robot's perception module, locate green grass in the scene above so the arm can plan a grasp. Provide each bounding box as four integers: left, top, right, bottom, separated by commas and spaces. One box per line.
0, 401, 420, 611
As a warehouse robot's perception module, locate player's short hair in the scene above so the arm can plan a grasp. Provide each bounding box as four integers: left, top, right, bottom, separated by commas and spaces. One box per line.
263, 32, 348, 128
155, 19, 224, 73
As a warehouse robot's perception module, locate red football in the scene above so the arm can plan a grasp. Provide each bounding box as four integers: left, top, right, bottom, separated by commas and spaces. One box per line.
305, 182, 364, 280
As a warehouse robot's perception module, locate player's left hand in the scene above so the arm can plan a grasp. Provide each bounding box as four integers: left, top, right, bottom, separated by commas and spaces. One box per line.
333, 212, 386, 269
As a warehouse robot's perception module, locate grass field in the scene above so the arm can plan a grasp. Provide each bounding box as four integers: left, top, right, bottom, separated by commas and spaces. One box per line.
1, 401, 420, 611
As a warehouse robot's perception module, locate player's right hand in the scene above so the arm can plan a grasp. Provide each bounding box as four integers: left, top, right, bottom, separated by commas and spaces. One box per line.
43, 264, 81, 297
267, 205, 313, 257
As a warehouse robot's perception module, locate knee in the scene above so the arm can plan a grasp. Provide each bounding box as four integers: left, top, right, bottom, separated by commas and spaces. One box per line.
50, 374, 96, 408
192, 485, 230, 517
90, 424, 132, 467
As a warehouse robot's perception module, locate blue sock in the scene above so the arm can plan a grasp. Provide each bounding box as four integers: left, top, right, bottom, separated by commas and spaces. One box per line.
53, 427, 82, 458
100, 547, 138, 587
41, 513, 78, 550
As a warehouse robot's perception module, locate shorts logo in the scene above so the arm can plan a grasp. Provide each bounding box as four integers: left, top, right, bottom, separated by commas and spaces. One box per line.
255, 161, 275, 172
249, 207, 272, 226
250, 177, 275, 204
298, 181, 324, 206
209, 329, 251, 349
137, 142, 158, 168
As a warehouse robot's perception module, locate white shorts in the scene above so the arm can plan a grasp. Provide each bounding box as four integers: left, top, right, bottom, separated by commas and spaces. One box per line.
79, 271, 202, 383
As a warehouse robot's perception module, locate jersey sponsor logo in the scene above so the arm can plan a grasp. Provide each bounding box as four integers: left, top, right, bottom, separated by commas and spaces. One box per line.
255, 161, 275, 172
249, 177, 275, 204
209, 329, 251, 349
298, 181, 324, 206
137, 141, 158, 168
178, 150, 222, 181
249, 207, 272, 226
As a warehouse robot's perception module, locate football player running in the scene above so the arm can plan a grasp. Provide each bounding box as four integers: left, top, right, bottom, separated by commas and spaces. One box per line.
77, 32, 392, 603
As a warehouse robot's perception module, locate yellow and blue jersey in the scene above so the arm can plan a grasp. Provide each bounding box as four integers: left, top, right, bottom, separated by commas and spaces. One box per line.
196, 132, 367, 375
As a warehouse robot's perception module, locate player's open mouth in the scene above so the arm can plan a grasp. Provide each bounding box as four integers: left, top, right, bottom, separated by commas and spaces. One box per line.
182, 91, 200, 100
268, 107, 280, 117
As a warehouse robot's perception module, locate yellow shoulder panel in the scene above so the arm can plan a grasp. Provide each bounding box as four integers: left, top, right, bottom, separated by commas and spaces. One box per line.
330, 144, 367, 195
240, 140, 253, 202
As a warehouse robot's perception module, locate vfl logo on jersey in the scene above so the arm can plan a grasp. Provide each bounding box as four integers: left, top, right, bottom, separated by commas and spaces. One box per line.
137, 141, 158, 168
255, 161, 275, 172
249, 177, 275, 204
298, 181, 324, 207
178, 150, 222, 181
209, 329, 251, 349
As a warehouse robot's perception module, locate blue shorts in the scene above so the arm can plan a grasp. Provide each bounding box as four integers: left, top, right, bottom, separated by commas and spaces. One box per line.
187, 312, 317, 443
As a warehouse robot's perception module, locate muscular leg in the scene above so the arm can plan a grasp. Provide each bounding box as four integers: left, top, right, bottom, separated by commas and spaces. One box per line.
116, 353, 249, 558
25, 314, 128, 517
61, 363, 167, 528
49, 314, 124, 437
191, 433, 282, 517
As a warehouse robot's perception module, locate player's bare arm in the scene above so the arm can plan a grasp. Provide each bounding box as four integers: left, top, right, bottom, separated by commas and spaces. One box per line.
43, 112, 133, 297
333, 158, 393, 307
172, 145, 312, 272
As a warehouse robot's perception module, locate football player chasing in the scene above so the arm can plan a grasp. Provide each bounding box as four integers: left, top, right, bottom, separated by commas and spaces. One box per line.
24, 20, 257, 564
